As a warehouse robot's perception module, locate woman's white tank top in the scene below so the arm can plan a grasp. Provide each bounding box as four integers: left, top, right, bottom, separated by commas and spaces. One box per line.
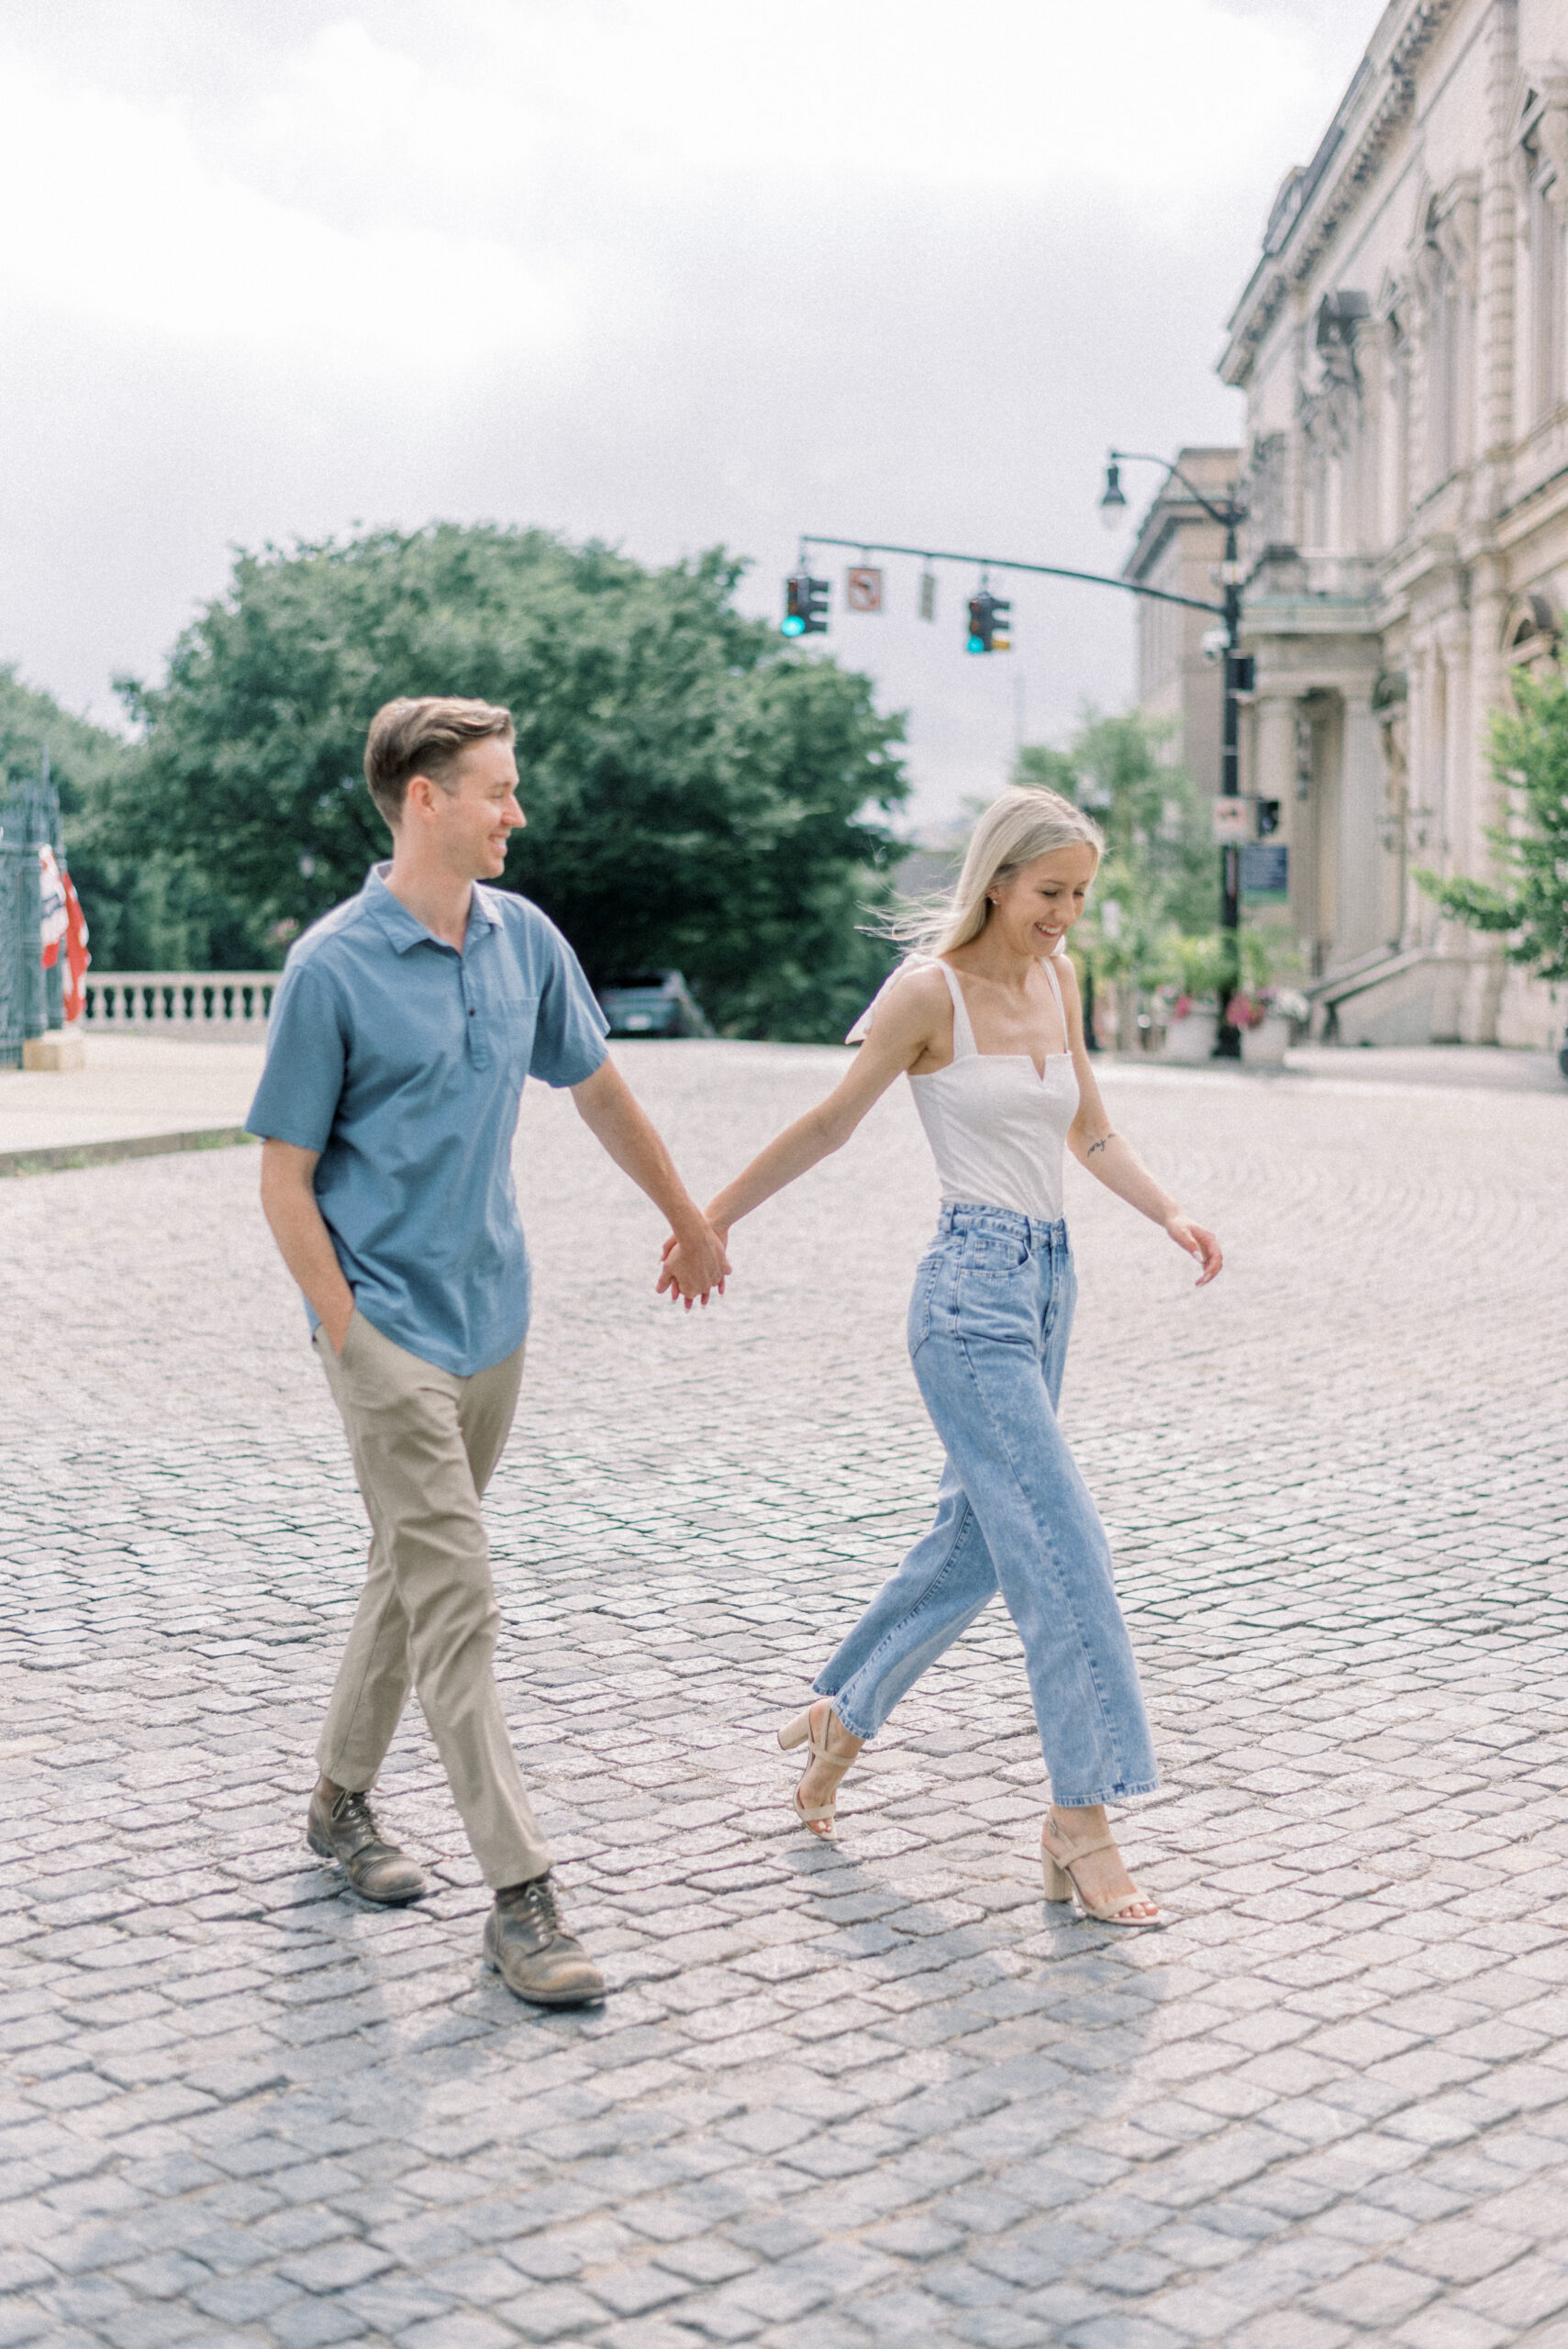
851, 955, 1080, 1221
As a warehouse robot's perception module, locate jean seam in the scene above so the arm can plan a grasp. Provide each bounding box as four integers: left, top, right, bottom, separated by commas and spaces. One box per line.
819, 1496, 988, 1738
944, 1318, 1129, 1787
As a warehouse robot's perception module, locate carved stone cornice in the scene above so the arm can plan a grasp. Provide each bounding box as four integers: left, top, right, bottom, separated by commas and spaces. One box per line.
1221, 0, 1464, 386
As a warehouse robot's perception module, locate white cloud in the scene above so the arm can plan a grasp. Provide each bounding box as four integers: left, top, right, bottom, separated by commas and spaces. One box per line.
462, 0, 1321, 205
0, 4, 1333, 363
0, 41, 573, 358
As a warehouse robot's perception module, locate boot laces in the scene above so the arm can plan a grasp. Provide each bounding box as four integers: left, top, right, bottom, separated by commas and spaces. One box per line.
334, 1790, 384, 1845
499, 1874, 561, 1933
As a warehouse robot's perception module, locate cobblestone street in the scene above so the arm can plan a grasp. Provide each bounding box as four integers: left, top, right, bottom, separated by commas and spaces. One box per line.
5, 1039, 1568, 2349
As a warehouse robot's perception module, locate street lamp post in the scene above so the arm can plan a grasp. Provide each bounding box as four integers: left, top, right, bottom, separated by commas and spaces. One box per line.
1100, 451, 1249, 1061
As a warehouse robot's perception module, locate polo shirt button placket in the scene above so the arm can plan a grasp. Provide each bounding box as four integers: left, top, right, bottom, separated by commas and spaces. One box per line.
462, 966, 487, 1071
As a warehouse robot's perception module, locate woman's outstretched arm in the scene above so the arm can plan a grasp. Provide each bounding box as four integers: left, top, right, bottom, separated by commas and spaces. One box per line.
1058, 956, 1224, 1287
656, 967, 948, 1297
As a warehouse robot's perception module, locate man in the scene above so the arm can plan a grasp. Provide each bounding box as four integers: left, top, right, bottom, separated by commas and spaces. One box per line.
248, 696, 728, 2007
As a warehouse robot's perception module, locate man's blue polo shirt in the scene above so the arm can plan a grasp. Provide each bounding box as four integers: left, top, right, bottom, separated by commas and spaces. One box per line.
246, 864, 607, 1375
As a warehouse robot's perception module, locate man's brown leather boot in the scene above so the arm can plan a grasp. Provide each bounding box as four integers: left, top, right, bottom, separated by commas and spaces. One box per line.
484, 1874, 605, 2006
306, 1786, 429, 1905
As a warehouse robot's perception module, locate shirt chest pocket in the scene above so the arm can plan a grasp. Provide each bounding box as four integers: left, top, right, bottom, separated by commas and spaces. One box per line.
480, 984, 539, 1072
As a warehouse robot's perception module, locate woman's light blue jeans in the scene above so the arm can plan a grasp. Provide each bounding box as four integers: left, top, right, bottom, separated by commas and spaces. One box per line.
813, 1202, 1158, 1808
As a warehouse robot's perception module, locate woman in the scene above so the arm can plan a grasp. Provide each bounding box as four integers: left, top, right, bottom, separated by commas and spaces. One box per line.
666, 788, 1222, 1926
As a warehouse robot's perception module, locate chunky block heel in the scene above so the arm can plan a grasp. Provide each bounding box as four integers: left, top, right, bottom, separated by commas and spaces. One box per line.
776, 1700, 858, 1834
1040, 1810, 1163, 1928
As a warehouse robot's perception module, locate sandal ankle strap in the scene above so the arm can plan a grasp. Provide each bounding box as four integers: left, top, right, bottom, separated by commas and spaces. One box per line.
1045, 1826, 1117, 1864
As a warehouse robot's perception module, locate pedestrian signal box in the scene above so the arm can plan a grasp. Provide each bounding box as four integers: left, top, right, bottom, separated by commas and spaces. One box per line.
967, 591, 1011, 653
783, 573, 829, 637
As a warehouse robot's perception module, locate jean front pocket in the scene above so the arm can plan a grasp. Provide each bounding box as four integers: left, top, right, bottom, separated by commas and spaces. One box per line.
964, 1227, 1033, 1278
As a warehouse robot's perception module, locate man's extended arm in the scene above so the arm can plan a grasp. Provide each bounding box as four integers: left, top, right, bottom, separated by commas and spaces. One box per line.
571, 1059, 730, 1306
260, 1140, 357, 1352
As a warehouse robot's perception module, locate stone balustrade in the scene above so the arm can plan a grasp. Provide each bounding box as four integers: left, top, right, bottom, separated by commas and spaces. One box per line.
83, 973, 277, 1029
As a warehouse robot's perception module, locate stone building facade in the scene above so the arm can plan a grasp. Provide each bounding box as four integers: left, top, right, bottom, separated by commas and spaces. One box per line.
1220, 0, 1568, 1046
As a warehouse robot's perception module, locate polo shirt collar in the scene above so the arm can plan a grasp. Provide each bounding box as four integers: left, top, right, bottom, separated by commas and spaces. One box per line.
361, 863, 503, 956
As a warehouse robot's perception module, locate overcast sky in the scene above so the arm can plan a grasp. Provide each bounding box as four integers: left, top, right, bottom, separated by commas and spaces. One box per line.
1, 0, 1375, 825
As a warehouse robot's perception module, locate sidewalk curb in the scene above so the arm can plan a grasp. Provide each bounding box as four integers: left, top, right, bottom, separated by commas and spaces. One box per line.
0, 1127, 256, 1179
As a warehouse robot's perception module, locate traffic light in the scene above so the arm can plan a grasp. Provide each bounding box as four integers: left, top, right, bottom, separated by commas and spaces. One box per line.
783, 573, 829, 637
966, 590, 1012, 653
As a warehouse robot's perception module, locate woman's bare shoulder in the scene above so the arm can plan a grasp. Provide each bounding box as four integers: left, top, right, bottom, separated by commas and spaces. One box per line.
866, 960, 951, 1041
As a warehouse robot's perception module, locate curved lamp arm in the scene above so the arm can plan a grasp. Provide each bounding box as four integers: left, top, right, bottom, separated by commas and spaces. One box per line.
1102, 449, 1245, 531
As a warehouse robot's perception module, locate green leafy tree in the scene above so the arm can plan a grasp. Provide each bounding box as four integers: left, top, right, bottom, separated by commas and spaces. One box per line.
1418, 665, 1568, 983
111, 525, 908, 1039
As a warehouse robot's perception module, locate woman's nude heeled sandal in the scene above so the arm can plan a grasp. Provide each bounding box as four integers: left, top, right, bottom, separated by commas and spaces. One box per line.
778, 1703, 856, 1834
1040, 1811, 1163, 1929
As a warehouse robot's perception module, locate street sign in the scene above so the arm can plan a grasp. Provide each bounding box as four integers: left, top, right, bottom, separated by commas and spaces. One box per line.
1212, 796, 1250, 844
845, 566, 884, 613
1241, 842, 1289, 898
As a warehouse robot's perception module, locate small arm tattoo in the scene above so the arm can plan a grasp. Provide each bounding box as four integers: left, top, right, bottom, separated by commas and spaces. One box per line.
1085, 1133, 1118, 1158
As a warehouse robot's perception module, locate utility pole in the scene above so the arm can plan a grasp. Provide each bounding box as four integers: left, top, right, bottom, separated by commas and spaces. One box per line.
1100, 453, 1250, 1059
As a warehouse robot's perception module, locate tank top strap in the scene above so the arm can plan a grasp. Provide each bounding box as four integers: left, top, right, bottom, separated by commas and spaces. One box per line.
1042, 952, 1068, 1049
937, 960, 978, 1059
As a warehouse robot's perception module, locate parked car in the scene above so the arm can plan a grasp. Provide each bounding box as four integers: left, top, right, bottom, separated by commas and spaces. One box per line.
595, 970, 714, 1039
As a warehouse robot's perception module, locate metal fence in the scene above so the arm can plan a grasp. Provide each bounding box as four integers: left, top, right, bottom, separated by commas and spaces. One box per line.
83, 974, 277, 1030
0, 771, 62, 1069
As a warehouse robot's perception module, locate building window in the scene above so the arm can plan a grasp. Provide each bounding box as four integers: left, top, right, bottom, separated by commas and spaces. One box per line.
1526, 125, 1564, 416
1389, 310, 1412, 529
1518, 89, 1568, 421
1426, 240, 1467, 479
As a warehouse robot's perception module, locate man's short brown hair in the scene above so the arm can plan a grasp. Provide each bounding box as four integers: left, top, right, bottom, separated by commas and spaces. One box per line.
363, 696, 516, 827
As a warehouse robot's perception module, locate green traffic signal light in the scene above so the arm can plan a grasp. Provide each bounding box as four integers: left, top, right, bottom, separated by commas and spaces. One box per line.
784, 573, 829, 637
966, 590, 1012, 653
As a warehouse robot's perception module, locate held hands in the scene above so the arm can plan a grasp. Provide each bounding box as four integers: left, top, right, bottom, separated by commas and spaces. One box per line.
1165, 1213, 1223, 1287
656, 1219, 731, 1310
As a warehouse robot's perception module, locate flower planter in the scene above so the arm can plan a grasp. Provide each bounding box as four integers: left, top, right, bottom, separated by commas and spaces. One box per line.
1163, 1009, 1217, 1063
1241, 1013, 1292, 1067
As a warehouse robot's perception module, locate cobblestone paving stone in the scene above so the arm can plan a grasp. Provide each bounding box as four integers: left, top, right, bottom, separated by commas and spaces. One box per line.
4, 1039, 1568, 2349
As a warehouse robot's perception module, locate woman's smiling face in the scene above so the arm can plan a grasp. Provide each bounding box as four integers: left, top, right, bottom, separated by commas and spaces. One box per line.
987, 842, 1099, 956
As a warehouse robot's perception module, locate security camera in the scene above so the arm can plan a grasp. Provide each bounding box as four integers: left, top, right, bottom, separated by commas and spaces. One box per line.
1200, 627, 1228, 663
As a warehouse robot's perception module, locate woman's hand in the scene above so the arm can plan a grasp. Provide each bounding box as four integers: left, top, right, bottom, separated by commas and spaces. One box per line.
1165, 1213, 1223, 1286
656, 1221, 729, 1309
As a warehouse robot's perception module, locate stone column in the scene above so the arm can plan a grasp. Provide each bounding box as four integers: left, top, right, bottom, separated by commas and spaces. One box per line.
1466, 556, 1507, 876
1337, 690, 1385, 961
1476, 0, 1518, 491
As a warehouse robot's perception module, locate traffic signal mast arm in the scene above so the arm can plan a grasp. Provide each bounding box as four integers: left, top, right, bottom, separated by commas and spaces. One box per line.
797, 535, 1225, 621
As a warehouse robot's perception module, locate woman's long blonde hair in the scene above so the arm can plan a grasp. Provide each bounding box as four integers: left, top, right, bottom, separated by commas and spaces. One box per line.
884, 786, 1103, 957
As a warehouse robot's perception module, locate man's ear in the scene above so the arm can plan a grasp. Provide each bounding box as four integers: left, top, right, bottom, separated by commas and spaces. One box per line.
403, 772, 439, 822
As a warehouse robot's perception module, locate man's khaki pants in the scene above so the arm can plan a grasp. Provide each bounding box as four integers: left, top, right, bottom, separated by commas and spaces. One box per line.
313, 1308, 550, 1887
